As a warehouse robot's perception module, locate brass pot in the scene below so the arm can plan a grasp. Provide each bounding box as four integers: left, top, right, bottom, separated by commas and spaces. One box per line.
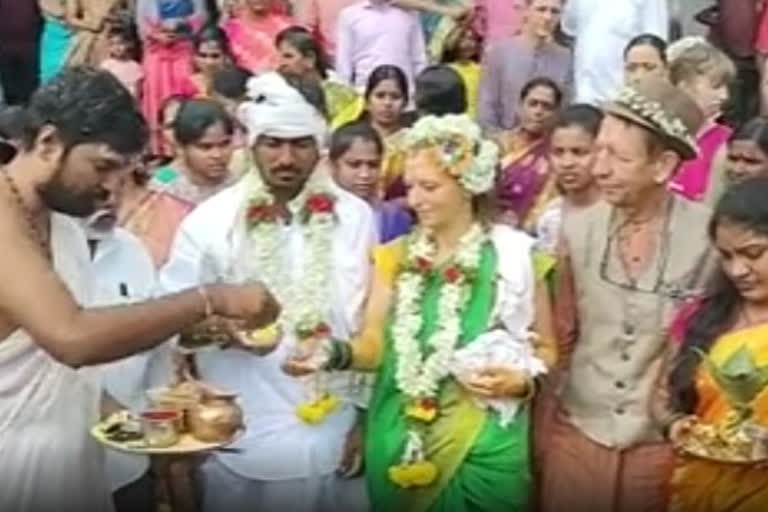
188, 394, 243, 443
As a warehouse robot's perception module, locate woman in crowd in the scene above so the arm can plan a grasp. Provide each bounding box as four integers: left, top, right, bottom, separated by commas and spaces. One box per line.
221, 0, 292, 74
723, 118, 768, 185
667, 37, 736, 204
39, 0, 124, 82
137, 0, 208, 155
286, 113, 557, 512
275, 25, 360, 128
359, 65, 410, 199
330, 121, 412, 243
662, 177, 768, 512
624, 33, 668, 87
122, 98, 237, 267
495, 77, 563, 232
440, 21, 483, 119
535, 104, 602, 256
180, 24, 231, 97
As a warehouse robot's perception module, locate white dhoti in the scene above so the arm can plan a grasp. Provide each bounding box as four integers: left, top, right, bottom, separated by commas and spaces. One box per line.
200, 457, 369, 512
0, 214, 113, 512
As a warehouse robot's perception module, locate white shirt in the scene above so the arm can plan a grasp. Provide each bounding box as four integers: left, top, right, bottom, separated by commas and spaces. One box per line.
562, 0, 668, 105
158, 175, 377, 480
88, 227, 157, 492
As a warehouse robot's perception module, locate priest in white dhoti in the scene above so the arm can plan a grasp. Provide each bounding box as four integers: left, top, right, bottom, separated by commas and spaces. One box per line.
158, 71, 377, 512
0, 68, 279, 512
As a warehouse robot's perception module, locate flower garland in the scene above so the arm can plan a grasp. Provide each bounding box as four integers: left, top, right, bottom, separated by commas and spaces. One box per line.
388, 223, 488, 488
244, 170, 339, 424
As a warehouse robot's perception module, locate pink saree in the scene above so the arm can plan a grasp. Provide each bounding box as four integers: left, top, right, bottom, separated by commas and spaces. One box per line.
669, 123, 733, 202
221, 7, 292, 74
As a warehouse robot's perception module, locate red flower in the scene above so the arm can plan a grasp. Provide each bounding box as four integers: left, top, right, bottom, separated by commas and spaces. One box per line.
247, 203, 278, 223
314, 323, 331, 337
420, 398, 437, 410
306, 194, 335, 215
415, 256, 432, 273
444, 266, 462, 283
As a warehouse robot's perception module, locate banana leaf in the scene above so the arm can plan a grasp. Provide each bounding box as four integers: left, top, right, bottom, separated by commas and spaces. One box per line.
694, 345, 768, 408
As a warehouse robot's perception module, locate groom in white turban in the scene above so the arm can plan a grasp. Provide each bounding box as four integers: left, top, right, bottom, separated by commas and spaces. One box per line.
158, 72, 376, 512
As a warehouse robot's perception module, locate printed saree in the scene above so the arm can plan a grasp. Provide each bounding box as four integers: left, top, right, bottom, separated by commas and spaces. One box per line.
496, 135, 555, 233
365, 239, 531, 512
670, 322, 768, 512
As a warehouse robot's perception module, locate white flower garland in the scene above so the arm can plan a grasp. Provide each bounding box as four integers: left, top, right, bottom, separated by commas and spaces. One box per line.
392, 223, 488, 398
244, 170, 335, 343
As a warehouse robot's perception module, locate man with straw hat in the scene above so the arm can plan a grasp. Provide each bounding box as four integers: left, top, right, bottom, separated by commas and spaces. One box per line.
536, 76, 718, 512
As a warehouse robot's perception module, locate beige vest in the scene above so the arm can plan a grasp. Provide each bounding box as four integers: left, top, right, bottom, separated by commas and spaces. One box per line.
560, 197, 716, 448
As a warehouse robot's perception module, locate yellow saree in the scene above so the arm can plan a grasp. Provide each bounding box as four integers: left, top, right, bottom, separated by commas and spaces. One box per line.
670, 323, 768, 512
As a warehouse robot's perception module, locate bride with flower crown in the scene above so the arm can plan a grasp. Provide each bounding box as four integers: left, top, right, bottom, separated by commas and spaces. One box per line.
285, 114, 557, 511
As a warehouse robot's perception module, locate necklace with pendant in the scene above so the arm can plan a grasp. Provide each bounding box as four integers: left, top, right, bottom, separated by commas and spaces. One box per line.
1, 169, 51, 259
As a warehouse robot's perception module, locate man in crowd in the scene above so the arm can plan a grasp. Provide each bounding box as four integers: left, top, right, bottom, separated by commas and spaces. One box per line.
537, 76, 716, 512
478, 0, 572, 132
336, 0, 428, 92
562, 0, 668, 105
159, 71, 377, 511
0, 67, 278, 512
81, 192, 157, 512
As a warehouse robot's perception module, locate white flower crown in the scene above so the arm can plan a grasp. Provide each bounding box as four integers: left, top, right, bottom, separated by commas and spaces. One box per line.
401, 114, 499, 195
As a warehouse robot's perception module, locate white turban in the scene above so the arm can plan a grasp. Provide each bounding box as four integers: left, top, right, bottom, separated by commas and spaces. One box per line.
237, 72, 327, 148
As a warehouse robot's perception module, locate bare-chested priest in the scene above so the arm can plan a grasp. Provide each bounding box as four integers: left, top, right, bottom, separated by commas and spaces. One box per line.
0, 68, 279, 512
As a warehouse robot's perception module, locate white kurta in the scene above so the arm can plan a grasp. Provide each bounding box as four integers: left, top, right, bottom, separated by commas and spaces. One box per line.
157, 175, 376, 509
89, 227, 157, 492
0, 214, 113, 512
562, 0, 668, 105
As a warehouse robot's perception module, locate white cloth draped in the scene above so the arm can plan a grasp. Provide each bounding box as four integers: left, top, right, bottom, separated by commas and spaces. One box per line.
156, 174, 377, 481
0, 214, 113, 512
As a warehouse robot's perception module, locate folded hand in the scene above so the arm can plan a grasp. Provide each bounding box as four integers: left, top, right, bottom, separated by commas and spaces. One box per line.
460, 368, 531, 399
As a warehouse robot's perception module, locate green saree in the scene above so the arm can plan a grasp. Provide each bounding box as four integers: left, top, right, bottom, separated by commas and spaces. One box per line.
365, 241, 531, 512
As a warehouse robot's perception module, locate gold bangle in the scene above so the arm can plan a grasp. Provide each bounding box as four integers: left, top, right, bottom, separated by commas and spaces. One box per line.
197, 285, 214, 318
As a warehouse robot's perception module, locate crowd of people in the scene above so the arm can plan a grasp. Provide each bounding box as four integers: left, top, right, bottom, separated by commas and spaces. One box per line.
5, 1, 768, 512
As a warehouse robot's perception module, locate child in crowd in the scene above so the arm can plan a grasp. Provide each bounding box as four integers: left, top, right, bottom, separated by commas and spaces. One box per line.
100, 28, 144, 98
535, 103, 602, 255
441, 21, 483, 119
330, 120, 412, 243
181, 25, 231, 97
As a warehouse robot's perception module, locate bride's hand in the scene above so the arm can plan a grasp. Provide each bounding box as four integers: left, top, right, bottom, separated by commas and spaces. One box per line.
460, 368, 532, 399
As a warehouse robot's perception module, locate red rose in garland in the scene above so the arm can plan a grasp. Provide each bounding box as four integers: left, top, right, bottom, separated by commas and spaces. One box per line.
443, 266, 462, 283
306, 193, 335, 215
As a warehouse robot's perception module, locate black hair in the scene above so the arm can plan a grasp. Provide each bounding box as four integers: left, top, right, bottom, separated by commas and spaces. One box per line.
624, 33, 668, 63
0, 105, 27, 141
730, 117, 768, 156
212, 65, 252, 100
193, 24, 231, 59
22, 67, 147, 155
554, 103, 604, 137
415, 65, 467, 116
520, 76, 563, 106
157, 94, 188, 126
329, 120, 384, 161
107, 24, 141, 60
364, 65, 410, 104
669, 177, 768, 413
279, 71, 329, 120
275, 25, 329, 79
173, 98, 234, 146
